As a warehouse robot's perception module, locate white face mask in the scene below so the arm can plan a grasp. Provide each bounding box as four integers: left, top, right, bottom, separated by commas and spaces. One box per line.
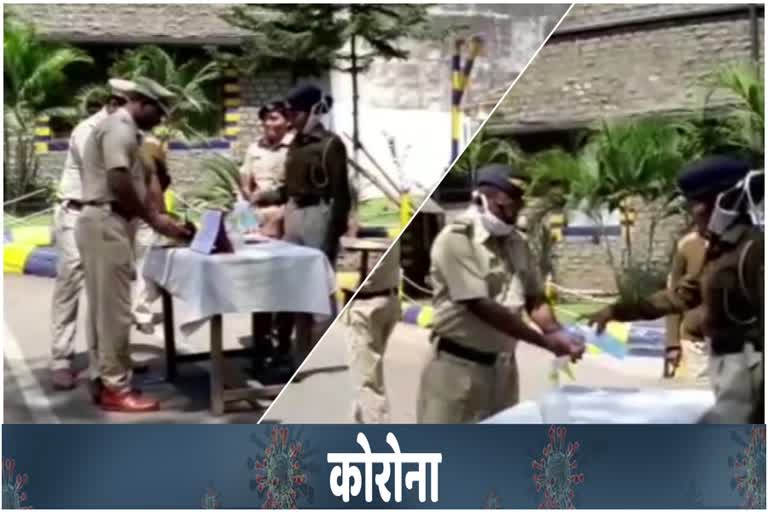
472, 192, 515, 237
707, 171, 765, 236
302, 98, 328, 134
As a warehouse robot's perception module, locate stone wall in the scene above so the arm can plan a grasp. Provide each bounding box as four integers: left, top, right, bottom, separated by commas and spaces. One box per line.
489, 4, 763, 129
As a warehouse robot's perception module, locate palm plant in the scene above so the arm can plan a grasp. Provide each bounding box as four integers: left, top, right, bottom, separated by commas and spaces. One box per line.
447, 131, 524, 189
87, 45, 221, 143
190, 154, 243, 211
710, 63, 764, 158
574, 118, 688, 300
3, 14, 92, 206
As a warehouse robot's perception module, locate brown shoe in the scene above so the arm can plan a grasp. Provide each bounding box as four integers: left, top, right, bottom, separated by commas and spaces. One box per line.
51, 369, 76, 390
99, 388, 159, 412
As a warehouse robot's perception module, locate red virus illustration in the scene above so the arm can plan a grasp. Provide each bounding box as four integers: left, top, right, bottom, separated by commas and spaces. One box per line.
247, 427, 311, 509
201, 481, 222, 509
532, 426, 584, 509
484, 489, 502, 509
2, 458, 31, 509
728, 426, 766, 509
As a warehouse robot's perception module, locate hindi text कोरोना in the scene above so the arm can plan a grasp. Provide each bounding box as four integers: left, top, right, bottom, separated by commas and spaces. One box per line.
327, 433, 442, 504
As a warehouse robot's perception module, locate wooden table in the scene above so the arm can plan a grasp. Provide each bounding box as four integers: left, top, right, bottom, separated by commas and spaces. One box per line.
339, 237, 391, 304
159, 289, 291, 416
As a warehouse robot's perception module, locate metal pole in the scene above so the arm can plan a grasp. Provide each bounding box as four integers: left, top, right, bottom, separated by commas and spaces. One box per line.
351, 33, 360, 167
749, 5, 760, 63
451, 39, 464, 164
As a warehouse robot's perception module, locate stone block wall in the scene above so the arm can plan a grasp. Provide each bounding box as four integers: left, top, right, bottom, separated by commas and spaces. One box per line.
491, 4, 762, 128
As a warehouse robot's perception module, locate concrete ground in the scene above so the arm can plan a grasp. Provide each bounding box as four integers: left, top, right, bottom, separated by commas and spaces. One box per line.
3, 274, 270, 424
262, 315, 707, 424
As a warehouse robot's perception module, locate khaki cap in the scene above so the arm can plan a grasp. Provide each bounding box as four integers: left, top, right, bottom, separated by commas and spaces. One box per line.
107, 78, 136, 100
133, 76, 176, 115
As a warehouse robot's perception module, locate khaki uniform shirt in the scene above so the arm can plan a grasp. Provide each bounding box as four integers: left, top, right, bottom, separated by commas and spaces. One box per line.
666, 231, 708, 346
58, 108, 109, 200
361, 241, 401, 293
613, 223, 763, 355
240, 132, 293, 195
80, 108, 146, 205
430, 212, 544, 354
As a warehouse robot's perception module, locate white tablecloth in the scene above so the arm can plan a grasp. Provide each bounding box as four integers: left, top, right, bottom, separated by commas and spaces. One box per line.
481, 385, 716, 424
143, 241, 336, 337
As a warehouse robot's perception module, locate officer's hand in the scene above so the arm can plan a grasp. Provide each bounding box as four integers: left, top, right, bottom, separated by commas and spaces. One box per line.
153, 214, 193, 242
543, 330, 585, 363
582, 306, 613, 334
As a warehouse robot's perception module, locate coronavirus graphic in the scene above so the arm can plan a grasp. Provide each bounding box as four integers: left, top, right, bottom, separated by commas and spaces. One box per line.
201, 482, 222, 509
484, 489, 502, 509
532, 426, 584, 509
728, 426, 766, 509
2, 458, 31, 509
247, 427, 312, 509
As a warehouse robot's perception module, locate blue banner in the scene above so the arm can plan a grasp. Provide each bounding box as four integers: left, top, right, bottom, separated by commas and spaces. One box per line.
2, 425, 765, 509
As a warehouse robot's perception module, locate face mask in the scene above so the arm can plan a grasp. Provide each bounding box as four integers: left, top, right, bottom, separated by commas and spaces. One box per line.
302, 98, 328, 134
744, 171, 764, 227
707, 171, 764, 236
473, 192, 514, 237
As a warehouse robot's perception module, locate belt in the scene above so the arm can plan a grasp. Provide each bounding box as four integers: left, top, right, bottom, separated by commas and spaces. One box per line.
291, 195, 328, 208
62, 199, 84, 211
354, 288, 398, 300
82, 201, 134, 221
436, 337, 498, 367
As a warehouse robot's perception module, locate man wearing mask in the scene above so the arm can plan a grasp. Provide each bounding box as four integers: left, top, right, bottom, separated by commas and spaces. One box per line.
49, 78, 135, 391
258, 84, 351, 362
77, 77, 193, 412
417, 164, 585, 424
586, 156, 763, 423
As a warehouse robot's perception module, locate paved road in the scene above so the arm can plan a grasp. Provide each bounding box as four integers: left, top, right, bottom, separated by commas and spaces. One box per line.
3, 274, 269, 424
262, 314, 706, 423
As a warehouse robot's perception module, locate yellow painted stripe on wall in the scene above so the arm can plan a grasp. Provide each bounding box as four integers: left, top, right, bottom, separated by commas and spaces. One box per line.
224, 98, 241, 108
224, 83, 241, 94
34, 127, 51, 137
225, 112, 241, 123
224, 126, 241, 136
34, 142, 49, 154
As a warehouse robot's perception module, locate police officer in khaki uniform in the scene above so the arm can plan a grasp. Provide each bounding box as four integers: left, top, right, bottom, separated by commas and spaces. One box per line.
665, 229, 708, 382
346, 241, 402, 423
49, 79, 135, 390
240, 99, 295, 239
132, 135, 171, 335
258, 85, 351, 363
77, 77, 192, 412
417, 165, 585, 424
586, 156, 763, 424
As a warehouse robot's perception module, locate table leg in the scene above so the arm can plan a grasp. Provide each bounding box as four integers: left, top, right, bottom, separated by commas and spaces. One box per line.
210, 314, 225, 416
359, 250, 370, 290
161, 288, 177, 382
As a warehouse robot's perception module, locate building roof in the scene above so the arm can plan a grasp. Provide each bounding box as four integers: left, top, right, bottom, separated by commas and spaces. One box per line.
10, 4, 247, 46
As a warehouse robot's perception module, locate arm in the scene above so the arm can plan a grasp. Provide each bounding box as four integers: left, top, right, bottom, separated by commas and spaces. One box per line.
433, 232, 576, 357
104, 129, 189, 240
325, 137, 352, 240
666, 246, 687, 348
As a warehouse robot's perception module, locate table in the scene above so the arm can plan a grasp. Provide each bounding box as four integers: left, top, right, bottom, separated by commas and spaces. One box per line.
339, 237, 391, 303
481, 386, 716, 424
144, 240, 336, 415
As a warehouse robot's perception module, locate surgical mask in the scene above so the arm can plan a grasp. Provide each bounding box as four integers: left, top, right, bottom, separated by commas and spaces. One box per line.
302, 98, 329, 134
707, 171, 765, 236
472, 191, 514, 237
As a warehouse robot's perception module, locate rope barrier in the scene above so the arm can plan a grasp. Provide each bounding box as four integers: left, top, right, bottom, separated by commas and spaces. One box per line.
3, 188, 48, 207
401, 274, 434, 295
5, 206, 55, 226
548, 282, 615, 304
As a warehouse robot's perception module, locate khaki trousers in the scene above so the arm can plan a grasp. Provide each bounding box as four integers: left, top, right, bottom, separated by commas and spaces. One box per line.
132, 221, 160, 326
417, 343, 519, 424
346, 293, 400, 424
50, 205, 84, 370
701, 343, 763, 424
75, 207, 134, 392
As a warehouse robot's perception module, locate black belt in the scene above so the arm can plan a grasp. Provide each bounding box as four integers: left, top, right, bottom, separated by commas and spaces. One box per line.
291, 195, 328, 208
82, 201, 134, 221
62, 199, 84, 211
436, 337, 497, 367
355, 288, 398, 300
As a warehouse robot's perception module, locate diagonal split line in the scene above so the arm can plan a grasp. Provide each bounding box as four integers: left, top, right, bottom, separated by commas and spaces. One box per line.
258, 4, 575, 423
